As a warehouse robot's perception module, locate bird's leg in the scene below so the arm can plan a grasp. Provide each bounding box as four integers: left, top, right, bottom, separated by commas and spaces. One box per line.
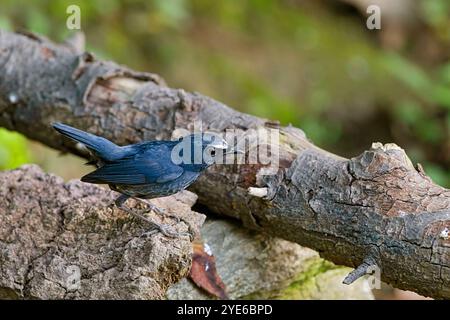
133, 197, 196, 241
132, 197, 180, 223
114, 194, 191, 239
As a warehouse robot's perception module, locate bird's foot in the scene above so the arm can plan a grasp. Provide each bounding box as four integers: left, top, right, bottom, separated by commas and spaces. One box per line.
118, 203, 192, 240
138, 226, 193, 240
157, 224, 194, 240
133, 198, 181, 223
141, 203, 195, 240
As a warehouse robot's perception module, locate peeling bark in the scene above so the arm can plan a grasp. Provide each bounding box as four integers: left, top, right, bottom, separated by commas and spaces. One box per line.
0, 30, 449, 298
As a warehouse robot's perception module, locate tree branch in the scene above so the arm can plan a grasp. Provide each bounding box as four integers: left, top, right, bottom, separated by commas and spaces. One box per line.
0, 30, 449, 298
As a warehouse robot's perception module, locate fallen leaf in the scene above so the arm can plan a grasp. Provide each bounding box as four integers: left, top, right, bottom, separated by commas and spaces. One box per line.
189, 240, 229, 299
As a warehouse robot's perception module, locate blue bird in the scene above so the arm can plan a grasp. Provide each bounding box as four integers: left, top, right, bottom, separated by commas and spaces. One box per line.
52, 122, 236, 238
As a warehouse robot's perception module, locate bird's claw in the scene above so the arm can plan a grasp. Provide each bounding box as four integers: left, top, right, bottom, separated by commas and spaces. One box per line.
138, 221, 193, 240
117, 200, 193, 240
146, 203, 165, 215
157, 224, 193, 240
139, 201, 181, 223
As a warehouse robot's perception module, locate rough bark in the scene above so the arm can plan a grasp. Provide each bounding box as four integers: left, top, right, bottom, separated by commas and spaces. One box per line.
0, 165, 204, 299
0, 30, 449, 298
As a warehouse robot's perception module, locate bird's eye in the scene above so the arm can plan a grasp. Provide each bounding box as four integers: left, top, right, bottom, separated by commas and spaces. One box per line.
209, 149, 216, 157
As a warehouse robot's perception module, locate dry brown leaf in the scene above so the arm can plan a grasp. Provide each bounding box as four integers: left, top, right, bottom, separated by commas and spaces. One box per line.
189, 240, 229, 299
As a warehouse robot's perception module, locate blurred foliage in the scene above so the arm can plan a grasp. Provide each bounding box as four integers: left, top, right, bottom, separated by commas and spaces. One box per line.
0, 0, 449, 185
0, 128, 30, 169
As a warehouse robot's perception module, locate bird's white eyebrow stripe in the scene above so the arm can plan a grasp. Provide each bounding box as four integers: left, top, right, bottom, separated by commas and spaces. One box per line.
210, 141, 228, 149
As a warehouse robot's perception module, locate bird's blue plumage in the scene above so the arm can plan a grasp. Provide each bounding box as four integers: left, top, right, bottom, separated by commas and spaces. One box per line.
52, 122, 228, 200
81, 142, 184, 185
52, 122, 130, 162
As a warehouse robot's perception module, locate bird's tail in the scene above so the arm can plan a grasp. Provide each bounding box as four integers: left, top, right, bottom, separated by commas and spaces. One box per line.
52, 122, 122, 162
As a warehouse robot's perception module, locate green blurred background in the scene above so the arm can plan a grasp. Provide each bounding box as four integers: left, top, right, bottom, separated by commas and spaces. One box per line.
0, 0, 449, 186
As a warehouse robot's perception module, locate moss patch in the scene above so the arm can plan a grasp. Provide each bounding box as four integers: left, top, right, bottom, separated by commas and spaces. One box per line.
275, 258, 339, 299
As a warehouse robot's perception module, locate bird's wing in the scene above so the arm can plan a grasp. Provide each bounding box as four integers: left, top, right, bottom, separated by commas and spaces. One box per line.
81, 162, 146, 184
81, 144, 184, 185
